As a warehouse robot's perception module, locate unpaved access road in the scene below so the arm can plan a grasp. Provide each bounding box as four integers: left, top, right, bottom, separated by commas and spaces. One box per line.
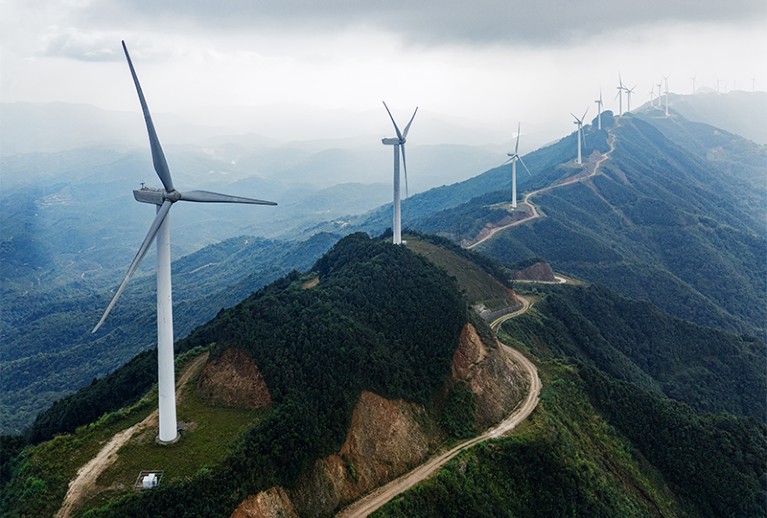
55, 352, 209, 518
337, 295, 540, 517
468, 129, 617, 250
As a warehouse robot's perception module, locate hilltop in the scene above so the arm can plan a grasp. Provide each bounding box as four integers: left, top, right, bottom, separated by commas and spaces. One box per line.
1, 233, 529, 517
3, 233, 764, 517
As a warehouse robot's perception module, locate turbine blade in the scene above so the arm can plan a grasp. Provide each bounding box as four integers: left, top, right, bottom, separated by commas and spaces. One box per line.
122, 41, 174, 192
501, 157, 514, 166
402, 107, 418, 138
518, 156, 532, 176
581, 106, 589, 121
382, 101, 403, 140
92, 200, 173, 333
179, 190, 277, 205
571, 112, 579, 122
401, 144, 409, 198
514, 122, 521, 154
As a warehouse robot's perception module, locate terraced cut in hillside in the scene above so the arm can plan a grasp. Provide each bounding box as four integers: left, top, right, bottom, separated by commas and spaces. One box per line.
338, 294, 541, 517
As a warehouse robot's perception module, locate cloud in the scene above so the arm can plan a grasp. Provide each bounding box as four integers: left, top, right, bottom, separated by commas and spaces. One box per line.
86, 0, 767, 46
42, 29, 122, 61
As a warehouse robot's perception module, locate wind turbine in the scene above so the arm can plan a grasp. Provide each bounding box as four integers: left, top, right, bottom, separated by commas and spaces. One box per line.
594, 90, 604, 130
571, 107, 588, 165
625, 84, 637, 113
691, 75, 697, 94
381, 101, 417, 246
502, 122, 532, 209
649, 89, 656, 108
664, 76, 670, 117
92, 41, 277, 444
615, 74, 625, 115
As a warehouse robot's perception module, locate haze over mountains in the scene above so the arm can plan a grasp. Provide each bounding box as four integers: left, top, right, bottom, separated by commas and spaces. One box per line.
1, 91, 765, 434
1, 90, 765, 517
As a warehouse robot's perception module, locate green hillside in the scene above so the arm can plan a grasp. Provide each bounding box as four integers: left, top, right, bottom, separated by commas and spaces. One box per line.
374, 283, 767, 518
435, 114, 766, 336
1, 233, 472, 517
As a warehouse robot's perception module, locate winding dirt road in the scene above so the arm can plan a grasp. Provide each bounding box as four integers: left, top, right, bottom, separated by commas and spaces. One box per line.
467, 129, 617, 250
337, 294, 540, 517
55, 352, 209, 518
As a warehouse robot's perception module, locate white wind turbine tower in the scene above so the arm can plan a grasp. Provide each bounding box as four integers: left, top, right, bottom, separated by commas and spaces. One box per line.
691, 75, 697, 94
571, 107, 589, 165
625, 84, 637, 113
664, 76, 670, 117
649, 89, 656, 108
92, 41, 277, 444
594, 90, 604, 130
615, 74, 625, 115
381, 101, 418, 246
502, 122, 532, 209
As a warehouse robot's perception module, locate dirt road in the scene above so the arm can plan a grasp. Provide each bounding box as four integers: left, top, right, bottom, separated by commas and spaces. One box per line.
337, 295, 540, 517
468, 129, 617, 250
56, 352, 209, 518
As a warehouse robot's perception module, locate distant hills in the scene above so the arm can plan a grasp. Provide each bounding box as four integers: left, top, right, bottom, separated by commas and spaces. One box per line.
666, 90, 767, 145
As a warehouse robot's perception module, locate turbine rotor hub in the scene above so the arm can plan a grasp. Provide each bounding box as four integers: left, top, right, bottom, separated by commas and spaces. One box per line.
164, 190, 182, 202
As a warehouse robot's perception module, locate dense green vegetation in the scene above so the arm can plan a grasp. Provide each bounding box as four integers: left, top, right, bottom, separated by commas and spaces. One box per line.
502, 284, 766, 421
375, 362, 686, 518
376, 358, 766, 518
2, 233, 471, 517
582, 366, 767, 517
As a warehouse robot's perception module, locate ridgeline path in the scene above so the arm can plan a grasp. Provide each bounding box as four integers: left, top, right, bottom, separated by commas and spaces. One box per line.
467, 128, 617, 250
337, 294, 541, 517
55, 352, 209, 518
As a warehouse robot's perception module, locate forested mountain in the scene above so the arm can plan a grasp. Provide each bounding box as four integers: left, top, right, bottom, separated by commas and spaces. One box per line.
1, 233, 476, 516
355, 109, 766, 337
3, 235, 764, 518
375, 282, 766, 518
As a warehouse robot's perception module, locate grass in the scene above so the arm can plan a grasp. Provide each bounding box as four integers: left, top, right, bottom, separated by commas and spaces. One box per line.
405, 237, 514, 308
78, 369, 267, 514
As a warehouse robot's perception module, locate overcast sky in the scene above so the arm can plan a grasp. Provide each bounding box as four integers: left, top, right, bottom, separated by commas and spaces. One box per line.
2, 0, 766, 144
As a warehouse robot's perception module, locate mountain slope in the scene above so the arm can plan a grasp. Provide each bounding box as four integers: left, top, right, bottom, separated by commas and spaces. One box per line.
2, 233, 527, 518
374, 282, 767, 518
418, 112, 765, 336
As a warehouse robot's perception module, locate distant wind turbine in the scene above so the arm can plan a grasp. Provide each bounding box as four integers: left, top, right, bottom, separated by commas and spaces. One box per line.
691, 75, 697, 94
382, 101, 418, 246
615, 74, 625, 115
594, 90, 604, 130
649, 89, 656, 108
664, 76, 670, 117
501, 122, 532, 209
716, 75, 722, 94
92, 41, 277, 444
571, 107, 589, 165
625, 84, 637, 113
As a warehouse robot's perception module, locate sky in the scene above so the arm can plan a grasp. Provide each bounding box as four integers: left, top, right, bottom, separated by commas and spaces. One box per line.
1, 0, 766, 145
